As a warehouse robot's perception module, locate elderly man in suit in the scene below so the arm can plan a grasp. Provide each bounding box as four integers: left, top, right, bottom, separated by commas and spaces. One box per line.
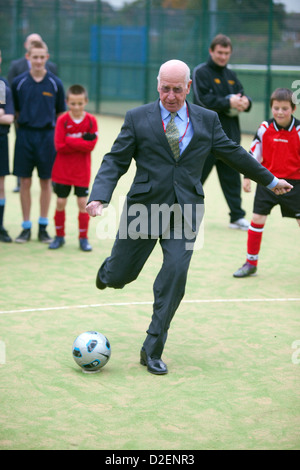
86, 59, 292, 375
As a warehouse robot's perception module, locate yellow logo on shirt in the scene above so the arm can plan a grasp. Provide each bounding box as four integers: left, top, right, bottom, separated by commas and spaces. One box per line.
214, 78, 221, 84
43, 91, 53, 97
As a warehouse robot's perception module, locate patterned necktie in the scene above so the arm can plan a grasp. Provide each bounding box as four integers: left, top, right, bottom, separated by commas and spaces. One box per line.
165, 112, 180, 160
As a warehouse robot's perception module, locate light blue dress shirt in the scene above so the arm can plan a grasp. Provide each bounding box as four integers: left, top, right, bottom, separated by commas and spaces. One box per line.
159, 100, 278, 188
159, 101, 193, 155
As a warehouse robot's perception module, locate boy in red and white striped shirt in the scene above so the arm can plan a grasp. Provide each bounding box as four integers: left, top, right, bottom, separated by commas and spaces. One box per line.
233, 88, 300, 277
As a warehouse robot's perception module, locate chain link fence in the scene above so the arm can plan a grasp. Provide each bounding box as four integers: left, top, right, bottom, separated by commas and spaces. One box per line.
1, 0, 300, 132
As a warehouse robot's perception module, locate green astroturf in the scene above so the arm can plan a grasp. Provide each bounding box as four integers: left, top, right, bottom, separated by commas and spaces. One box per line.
0, 119, 299, 450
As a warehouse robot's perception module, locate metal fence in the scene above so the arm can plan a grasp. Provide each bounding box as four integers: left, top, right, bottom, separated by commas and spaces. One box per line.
1, 0, 300, 133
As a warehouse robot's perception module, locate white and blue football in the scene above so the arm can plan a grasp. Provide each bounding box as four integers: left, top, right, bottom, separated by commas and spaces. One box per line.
72, 331, 111, 373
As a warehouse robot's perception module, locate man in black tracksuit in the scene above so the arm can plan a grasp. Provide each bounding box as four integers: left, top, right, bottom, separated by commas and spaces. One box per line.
193, 34, 252, 230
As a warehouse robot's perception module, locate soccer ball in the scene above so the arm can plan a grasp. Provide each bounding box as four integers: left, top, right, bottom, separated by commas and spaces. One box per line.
72, 331, 111, 373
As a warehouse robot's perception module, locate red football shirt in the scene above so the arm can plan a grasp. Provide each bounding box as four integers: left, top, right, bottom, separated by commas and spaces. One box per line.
52, 111, 98, 187
250, 117, 300, 180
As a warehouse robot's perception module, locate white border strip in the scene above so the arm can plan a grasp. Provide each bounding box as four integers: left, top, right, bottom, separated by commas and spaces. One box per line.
0, 298, 299, 315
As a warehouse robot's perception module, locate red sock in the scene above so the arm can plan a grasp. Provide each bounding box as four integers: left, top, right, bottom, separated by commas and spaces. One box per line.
78, 211, 89, 239
246, 221, 264, 266
54, 210, 65, 237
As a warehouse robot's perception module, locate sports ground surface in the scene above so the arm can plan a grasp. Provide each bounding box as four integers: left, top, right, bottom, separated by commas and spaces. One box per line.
0, 116, 299, 450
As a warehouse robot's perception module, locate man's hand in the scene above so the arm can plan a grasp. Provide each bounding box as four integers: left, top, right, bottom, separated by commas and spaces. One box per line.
243, 178, 252, 193
271, 179, 293, 195
230, 93, 249, 112
239, 95, 250, 111
86, 201, 104, 217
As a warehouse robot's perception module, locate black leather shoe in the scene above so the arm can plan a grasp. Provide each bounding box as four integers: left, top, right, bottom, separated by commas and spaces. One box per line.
140, 348, 168, 375
96, 268, 106, 290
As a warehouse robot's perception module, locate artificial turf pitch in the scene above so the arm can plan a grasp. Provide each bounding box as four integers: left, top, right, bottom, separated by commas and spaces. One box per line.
0, 117, 299, 450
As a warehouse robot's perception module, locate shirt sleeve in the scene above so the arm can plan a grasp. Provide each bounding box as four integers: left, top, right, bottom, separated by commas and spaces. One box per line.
54, 114, 74, 154
267, 177, 279, 189
2, 83, 15, 115
249, 122, 267, 163
55, 79, 67, 115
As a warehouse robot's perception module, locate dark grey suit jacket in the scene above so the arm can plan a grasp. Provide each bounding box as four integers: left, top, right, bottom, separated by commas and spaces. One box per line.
7, 57, 57, 85
88, 99, 274, 235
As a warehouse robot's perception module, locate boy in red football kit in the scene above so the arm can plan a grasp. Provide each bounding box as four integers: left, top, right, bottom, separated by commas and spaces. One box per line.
233, 88, 300, 277
49, 84, 98, 251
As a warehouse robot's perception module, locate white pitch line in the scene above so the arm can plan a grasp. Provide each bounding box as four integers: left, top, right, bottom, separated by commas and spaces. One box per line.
0, 298, 300, 315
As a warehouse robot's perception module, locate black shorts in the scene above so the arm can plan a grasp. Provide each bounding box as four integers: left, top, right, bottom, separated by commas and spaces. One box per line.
52, 182, 89, 198
253, 179, 300, 219
13, 127, 55, 179
0, 134, 10, 176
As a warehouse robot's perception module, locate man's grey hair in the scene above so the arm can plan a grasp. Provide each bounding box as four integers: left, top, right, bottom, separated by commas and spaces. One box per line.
157, 60, 191, 86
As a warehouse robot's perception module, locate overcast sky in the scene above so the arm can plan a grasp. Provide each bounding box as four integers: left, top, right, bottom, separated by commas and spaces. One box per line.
106, 0, 300, 12
274, 0, 300, 12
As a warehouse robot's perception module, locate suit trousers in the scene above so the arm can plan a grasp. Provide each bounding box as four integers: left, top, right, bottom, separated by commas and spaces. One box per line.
97, 217, 196, 358
201, 152, 245, 223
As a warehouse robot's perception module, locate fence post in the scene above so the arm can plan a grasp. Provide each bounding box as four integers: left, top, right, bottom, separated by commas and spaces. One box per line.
144, 0, 151, 104
54, 0, 60, 68
201, 0, 209, 63
265, 0, 273, 120
95, 0, 102, 114
15, 0, 23, 58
